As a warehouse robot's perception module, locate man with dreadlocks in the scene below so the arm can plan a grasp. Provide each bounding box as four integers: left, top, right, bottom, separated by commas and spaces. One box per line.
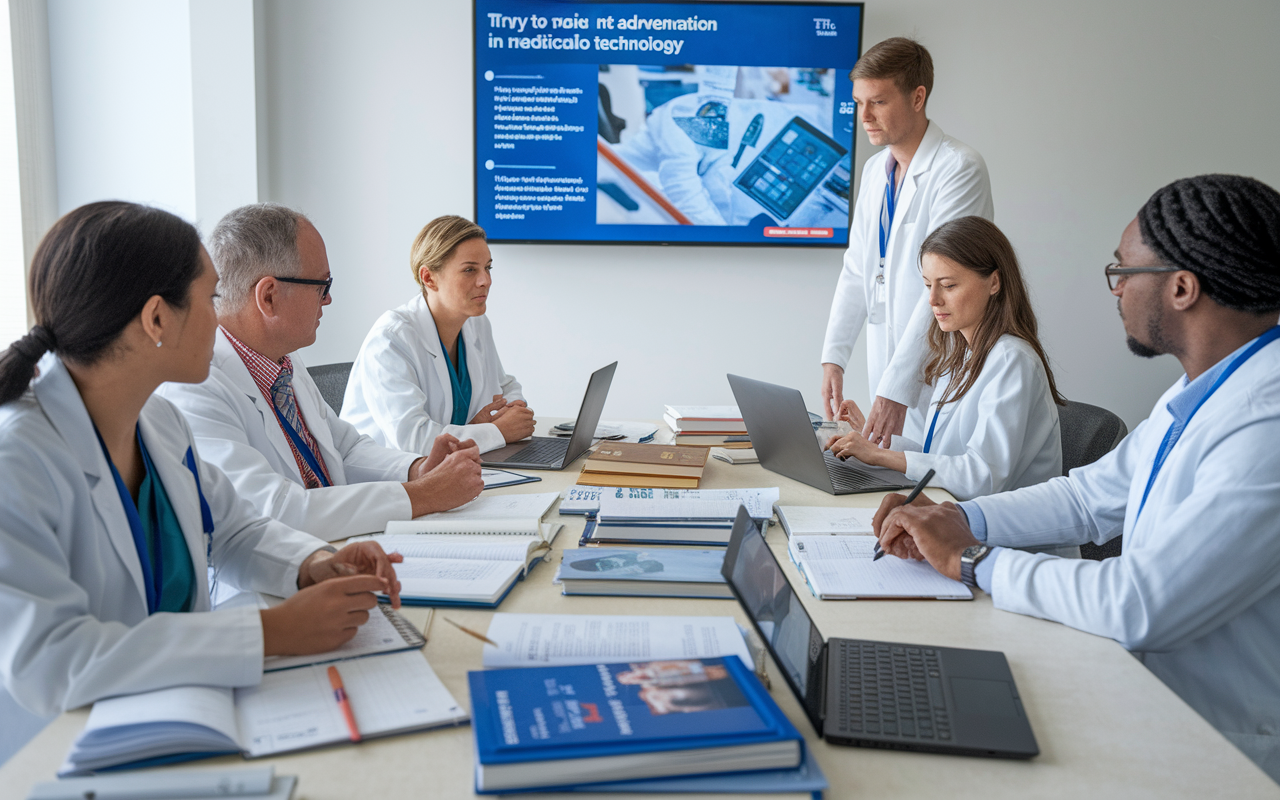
871, 174, 1280, 781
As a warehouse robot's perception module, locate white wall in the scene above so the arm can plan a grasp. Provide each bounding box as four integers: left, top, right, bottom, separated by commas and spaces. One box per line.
263, 0, 1280, 429
48, 0, 197, 218
46, 0, 257, 234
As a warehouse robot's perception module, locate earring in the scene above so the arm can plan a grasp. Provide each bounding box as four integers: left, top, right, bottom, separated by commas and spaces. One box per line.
156, 340, 162, 348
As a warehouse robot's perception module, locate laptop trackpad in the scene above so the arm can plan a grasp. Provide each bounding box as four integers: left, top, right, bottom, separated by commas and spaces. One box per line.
950, 677, 1019, 718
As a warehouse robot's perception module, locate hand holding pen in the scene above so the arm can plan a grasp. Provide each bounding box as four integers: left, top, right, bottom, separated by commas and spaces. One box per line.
872, 469, 936, 562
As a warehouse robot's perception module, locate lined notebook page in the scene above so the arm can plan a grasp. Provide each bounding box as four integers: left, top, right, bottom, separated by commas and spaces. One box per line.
364, 534, 538, 562
237, 652, 465, 757
387, 493, 559, 535
393, 558, 521, 602
800, 557, 971, 599
778, 506, 876, 535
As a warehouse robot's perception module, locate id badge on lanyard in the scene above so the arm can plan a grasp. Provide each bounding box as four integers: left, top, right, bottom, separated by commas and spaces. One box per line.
870, 165, 897, 326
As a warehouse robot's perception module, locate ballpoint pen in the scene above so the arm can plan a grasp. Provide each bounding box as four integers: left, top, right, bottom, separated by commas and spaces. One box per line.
873, 468, 936, 562
328, 666, 361, 743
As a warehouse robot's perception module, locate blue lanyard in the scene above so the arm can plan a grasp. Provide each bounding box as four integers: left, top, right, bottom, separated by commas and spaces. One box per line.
96, 426, 163, 615
270, 401, 332, 488
878, 162, 898, 263
1135, 325, 1280, 522
923, 403, 942, 454
184, 447, 215, 551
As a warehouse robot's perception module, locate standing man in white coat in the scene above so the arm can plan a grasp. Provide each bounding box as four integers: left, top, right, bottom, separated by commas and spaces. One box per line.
820, 37, 993, 445
874, 175, 1280, 782
160, 205, 484, 541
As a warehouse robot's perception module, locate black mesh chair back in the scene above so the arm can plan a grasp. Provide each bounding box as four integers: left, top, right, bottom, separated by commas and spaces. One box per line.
307, 362, 354, 415
1059, 400, 1128, 560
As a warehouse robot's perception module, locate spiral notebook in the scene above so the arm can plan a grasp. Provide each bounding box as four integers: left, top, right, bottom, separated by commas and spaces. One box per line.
263, 604, 426, 672
384, 492, 560, 540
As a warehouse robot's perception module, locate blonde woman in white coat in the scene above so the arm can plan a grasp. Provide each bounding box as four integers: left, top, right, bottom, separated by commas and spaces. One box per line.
342, 216, 534, 454
827, 216, 1064, 502
0, 202, 401, 717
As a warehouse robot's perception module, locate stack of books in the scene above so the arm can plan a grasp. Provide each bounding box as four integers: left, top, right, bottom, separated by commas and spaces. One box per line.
580, 492, 771, 546
577, 442, 708, 489
663, 405, 750, 448
468, 656, 813, 794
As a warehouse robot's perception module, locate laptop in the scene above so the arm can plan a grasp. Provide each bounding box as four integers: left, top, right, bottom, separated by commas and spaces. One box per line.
727, 374, 914, 494
721, 507, 1039, 759
481, 362, 616, 470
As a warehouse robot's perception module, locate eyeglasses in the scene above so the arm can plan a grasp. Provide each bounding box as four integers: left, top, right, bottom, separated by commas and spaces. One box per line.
1104, 263, 1179, 292
275, 275, 333, 300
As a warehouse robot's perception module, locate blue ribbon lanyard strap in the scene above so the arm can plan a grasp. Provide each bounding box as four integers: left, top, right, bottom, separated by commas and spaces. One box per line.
270, 403, 332, 488
923, 404, 942, 454
95, 427, 162, 615
878, 163, 898, 265
1135, 325, 1280, 522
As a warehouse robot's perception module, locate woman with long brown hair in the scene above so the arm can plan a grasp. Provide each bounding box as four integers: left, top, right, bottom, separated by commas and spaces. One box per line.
827, 216, 1065, 500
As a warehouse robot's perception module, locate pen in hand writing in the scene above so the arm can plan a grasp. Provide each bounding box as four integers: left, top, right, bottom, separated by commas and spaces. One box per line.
444, 617, 499, 647
873, 468, 936, 562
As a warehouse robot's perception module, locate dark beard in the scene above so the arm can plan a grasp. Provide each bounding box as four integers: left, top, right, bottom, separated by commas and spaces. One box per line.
1126, 335, 1162, 358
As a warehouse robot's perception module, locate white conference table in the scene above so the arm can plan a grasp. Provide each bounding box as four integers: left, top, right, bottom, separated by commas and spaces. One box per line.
5, 423, 1279, 799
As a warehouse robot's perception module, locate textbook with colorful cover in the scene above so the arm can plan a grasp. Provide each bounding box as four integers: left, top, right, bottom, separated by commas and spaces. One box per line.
468, 656, 803, 793
59, 652, 467, 776
556, 548, 732, 599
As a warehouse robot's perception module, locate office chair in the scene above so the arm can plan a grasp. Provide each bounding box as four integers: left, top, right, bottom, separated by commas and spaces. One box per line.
1059, 400, 1128, 561
307, 361, 354, 415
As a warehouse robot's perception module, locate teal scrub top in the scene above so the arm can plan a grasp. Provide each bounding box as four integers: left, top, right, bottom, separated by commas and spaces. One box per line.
441, 334, 472, 427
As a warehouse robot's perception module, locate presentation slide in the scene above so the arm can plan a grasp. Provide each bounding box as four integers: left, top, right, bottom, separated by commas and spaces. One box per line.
473, 1, 864, 247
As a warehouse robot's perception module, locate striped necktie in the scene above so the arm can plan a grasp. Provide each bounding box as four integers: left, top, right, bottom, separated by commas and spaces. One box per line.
270, 362, 324, 489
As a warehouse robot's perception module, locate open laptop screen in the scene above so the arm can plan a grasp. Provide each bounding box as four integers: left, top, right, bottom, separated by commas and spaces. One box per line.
723, 508, 826, 731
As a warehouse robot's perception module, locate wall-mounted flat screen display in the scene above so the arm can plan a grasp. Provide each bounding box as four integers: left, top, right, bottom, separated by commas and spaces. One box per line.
473, 0, 864, 247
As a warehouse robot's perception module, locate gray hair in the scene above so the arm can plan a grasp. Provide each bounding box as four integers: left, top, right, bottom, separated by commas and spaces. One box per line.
208, 203, 308, 313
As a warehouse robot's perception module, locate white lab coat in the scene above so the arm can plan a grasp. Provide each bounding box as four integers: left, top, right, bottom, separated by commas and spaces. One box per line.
157, 329, 418, 541
341, 294, 523, 455
0, 356, 326, 716
821, 121, 993, 423
892, 335, 1062, 501
972, 339, 1280, 780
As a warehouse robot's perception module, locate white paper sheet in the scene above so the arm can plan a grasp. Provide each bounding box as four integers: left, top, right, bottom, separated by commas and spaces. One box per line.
481, 613, 753, 669
387, 492, 559, 535
777, 506, 876, 536
594, 488, 781, 519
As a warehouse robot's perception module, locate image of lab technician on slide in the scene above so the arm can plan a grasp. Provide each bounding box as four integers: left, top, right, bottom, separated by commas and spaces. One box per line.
597, 64, 850, 229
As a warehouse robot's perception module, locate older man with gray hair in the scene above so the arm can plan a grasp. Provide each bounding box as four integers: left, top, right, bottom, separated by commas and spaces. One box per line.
160, 203, 483, 541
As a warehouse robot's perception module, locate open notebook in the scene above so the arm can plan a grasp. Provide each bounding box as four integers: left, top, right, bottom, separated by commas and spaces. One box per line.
787, 535, 971, 600
386, 492, 560, 541
60, 651, 467, 776
356, 534, 554, 607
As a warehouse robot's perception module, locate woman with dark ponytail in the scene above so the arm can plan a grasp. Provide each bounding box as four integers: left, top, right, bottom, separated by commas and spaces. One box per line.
0, 201, 402, 717
826, 216, 1066, 503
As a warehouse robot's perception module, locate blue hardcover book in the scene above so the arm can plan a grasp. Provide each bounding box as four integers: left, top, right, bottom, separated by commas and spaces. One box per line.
468, 656, 804, 793
556, 548, 732, 599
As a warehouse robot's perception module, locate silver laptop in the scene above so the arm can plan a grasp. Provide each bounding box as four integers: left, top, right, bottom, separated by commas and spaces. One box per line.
722, 507, 1039, 759
481, 362, 616, 470
727, 374, 913, 494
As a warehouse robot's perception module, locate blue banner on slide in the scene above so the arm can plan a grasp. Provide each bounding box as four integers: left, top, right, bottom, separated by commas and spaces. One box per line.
474, 1, 864, 247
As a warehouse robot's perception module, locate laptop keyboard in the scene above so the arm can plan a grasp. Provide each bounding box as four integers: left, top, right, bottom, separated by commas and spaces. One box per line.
833, 641, 951, 741
503, 437, 570, 465
824, 453, 895, 492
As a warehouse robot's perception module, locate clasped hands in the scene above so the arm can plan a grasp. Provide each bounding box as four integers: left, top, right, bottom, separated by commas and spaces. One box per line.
471, 393, 536, 442
870, 492, 982, 583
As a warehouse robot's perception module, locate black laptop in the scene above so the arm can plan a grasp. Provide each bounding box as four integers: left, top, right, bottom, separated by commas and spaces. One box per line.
727, 374, 913, 494
721, 507, 1039, 759
481, 362, 616, 470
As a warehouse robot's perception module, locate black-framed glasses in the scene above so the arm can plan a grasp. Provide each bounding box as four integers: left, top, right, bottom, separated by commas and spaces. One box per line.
1104, 263, 1179, 292
275, 275, 333, 299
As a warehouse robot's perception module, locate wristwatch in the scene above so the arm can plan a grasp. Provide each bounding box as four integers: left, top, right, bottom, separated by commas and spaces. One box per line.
959, 544, 992, 589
